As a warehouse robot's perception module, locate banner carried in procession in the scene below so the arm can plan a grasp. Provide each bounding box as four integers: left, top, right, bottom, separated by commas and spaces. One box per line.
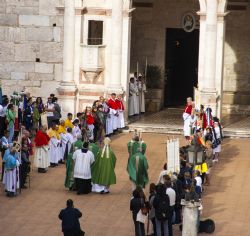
166, 138, 180, 173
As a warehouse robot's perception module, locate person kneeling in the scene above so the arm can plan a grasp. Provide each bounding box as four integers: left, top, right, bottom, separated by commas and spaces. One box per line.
59, 199, 85, 236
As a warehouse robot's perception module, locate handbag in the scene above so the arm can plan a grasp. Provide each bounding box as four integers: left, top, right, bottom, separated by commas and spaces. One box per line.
136, 209, 147, 223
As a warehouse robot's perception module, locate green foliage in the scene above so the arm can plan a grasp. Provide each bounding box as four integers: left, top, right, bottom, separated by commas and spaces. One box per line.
145, 65, 163, 89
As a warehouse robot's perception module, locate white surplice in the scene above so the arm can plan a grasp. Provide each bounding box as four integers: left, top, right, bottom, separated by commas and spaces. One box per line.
60, 133, 68, 160
139, 83, 146, 113
66, 132, 74, 154
118, 110, 125, 128
72, 150, 95, 179
34, 146, 50, 169
48, 137, 60, 164
72, 125, 81, 142
106, 110, 113, 135
3, 157, 20, 193
128, 82, 139, 116
183, 113, 191, 137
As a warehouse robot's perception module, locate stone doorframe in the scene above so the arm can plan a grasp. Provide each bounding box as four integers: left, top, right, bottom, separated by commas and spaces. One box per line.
57, 0, 229, 119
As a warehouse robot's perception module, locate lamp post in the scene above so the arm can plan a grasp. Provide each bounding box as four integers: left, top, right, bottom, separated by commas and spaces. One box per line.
187, 136, 204, 166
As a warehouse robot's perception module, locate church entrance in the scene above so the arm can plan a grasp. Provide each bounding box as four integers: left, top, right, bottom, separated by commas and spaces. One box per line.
164, 28, 199, 107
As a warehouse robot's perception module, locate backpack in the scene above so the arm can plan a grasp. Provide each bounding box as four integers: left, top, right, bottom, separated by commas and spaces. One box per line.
155, 195, 170, 221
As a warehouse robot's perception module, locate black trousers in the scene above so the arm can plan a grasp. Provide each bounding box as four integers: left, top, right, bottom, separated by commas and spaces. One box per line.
47, 117, 54, 129
133, 215, 145, 236
151, 218, 156, 235
1, 149, 6, 181
168, 207, 174, 236
75, 178, 91, 194
20, 164, 29, 187
0, 116, 6, 138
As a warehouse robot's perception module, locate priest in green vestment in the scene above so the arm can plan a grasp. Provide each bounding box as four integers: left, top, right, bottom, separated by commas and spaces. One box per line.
127, 135, 147, 157
88, 142, 100, 160
91, 137, 116, 193
64, 135, 83, 189
127, 140, 149, 190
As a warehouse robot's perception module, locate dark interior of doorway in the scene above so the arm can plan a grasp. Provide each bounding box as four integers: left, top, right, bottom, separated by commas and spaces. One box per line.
165, 28, 199, 107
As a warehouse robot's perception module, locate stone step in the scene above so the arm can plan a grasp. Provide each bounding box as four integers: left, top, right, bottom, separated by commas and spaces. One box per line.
128, 124, 250, 138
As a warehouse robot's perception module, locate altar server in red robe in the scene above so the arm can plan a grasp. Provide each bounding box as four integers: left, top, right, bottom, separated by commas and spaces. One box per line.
34, 125, 50, 173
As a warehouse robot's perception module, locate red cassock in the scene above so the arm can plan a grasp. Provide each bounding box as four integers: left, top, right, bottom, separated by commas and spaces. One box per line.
184, 104, 192, 115
34, 130, 50, 147
108, 98, 119, 110
200, 113, 208, 129
86, 114, 94, 125
115, 99, 124, 111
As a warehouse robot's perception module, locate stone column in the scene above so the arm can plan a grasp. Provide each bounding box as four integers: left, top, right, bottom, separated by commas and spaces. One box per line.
182, 201, 200, 236
198, 0, 218, 115
57, 0, 77, 116
121, 12, 132, 123
202, 0, 218, 91
197, 13, 206, 92
107, 0, 123, 94
215, 13, 227, 118
62, 0, 75, 85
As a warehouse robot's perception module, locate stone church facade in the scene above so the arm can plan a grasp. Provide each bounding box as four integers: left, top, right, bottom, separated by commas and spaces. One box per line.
0, 0, 250, 117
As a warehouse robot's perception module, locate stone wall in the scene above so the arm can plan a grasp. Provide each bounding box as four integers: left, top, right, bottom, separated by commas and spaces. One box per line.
130, 0, 199, 72
0, 0, 64, 99
223, 7, 250, 113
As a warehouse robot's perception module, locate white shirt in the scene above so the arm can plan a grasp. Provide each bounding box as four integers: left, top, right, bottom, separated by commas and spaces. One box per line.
72, 150, 95, 179
166, 187, 176, 207
46, 103, 54, 117
195, 176, 202, 190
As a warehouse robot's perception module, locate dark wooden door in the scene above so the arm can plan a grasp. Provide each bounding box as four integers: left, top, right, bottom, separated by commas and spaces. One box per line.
165, 28, 199, 106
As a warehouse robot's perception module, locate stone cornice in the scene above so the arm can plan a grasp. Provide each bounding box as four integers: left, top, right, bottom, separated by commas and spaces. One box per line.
56, 6, 86, 15
56, 6, 133, 17
197, 11, 229, 21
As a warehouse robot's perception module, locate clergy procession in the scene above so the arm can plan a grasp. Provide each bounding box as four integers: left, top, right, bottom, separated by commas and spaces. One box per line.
0, 83, 221, 236
0, 90, 126, 197
128, 73, 147, 116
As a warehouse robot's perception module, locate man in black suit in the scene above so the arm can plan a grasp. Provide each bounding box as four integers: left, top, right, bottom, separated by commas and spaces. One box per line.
59, 199, 84, 236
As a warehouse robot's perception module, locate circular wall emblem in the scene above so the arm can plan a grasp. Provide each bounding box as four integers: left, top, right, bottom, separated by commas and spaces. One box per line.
182, 12, 196, 32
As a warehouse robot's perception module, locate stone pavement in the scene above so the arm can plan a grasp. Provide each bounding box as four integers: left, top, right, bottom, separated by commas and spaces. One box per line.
128, 108, 250, 138
0, 133, 249, 236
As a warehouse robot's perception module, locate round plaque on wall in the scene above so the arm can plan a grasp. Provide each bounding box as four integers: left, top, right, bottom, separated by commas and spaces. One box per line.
182, 12, 196, 32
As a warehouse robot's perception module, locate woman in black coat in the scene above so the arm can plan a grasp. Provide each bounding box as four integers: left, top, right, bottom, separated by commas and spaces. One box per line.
130, 187, 146, 236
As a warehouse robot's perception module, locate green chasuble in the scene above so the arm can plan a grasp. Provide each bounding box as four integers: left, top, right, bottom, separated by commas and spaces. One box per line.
88, 143, 100, 160
127, 140, 147, 157
127, 152, 149, 188
91, 147, 116, 186
64, 140, 83, 189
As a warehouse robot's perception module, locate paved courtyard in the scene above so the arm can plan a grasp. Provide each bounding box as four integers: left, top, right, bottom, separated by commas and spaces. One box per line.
0, 133, 249, 236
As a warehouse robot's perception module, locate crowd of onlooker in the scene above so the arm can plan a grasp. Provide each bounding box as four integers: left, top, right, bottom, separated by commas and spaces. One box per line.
0, 91, 126, 143
129, 101, 222, 235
